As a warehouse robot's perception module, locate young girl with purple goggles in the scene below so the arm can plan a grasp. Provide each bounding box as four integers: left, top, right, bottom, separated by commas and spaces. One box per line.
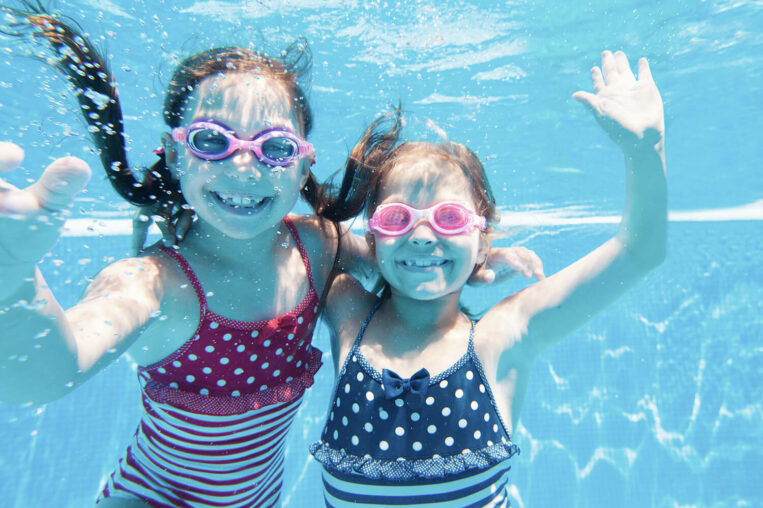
172, 120, 314, 166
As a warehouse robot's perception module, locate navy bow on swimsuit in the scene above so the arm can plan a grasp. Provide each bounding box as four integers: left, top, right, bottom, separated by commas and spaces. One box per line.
381, 368, 430, 399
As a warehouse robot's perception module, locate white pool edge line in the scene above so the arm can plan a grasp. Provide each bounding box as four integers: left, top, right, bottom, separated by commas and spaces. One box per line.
60, 202, 763, 237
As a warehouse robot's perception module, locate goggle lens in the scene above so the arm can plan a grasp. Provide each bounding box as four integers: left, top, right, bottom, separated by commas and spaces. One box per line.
188, 128, 228, 155
377, 206, 412, 232
261, 136, 298, 163
433, 203, 469, 230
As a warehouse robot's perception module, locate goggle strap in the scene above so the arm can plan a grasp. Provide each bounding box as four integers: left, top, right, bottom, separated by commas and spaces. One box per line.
171, 127, 185, 143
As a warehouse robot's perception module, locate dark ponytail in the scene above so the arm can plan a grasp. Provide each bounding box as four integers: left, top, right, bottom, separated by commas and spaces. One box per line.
4, 3, 183, 213
316, 108, 403, 222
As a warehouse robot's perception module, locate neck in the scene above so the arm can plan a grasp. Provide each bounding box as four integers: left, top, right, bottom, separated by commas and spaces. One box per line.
181, 217, 284, 266
379, 289, 467, 349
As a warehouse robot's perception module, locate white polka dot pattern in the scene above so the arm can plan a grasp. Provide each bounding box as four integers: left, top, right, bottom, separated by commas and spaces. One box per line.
316, 346, 511, 462
140, 226, 324, 416
311, 300, 518, 497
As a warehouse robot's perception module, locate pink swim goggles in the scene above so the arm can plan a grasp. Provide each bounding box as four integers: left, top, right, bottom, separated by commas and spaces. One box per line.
369, 201, 487, 237
172, 120, 313, 167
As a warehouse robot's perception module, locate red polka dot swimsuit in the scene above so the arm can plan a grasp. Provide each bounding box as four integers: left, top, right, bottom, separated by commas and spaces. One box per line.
99, 216, 323, 507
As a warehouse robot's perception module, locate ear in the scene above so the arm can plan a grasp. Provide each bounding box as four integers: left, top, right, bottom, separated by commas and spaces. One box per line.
298, 159, 311, 189
160, 132, 180, 178
476, 231, 491, 265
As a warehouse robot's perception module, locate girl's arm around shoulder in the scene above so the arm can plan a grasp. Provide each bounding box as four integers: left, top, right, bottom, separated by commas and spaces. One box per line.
324, 272, 377, 373
0, 252, 167, 405
289, 214, 375, 291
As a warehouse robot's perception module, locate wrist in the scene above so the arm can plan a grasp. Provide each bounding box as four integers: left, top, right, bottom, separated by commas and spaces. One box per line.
620, 127, 664, 161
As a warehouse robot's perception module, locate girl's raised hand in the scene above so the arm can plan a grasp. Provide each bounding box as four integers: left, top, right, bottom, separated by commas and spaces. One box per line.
469, 246, 545, 286
0, 142, 91, 267
572, 51, 664, 153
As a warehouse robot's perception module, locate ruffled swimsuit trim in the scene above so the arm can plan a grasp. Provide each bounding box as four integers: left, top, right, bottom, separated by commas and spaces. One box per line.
310, 439, 518, 482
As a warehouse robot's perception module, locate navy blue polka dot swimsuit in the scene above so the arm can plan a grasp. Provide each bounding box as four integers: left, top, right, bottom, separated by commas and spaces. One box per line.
311, 300, 519, 507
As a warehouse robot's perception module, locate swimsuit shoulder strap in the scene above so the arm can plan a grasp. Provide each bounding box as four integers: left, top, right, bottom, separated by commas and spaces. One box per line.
338, 298, 382, 375
466, 319, 477, 356
283, 215, 316, 291
352, 299, 382, 350
159, 245, 208, 314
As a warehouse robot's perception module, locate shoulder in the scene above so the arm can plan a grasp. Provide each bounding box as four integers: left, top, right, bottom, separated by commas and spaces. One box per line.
326, 273, 376, 363
288, 214, 341, 292
289, 213, 338, 262
473, 289, 534, 366
82, 247, 177, 302
289, 214, 338, 254
326, 273, 373, 326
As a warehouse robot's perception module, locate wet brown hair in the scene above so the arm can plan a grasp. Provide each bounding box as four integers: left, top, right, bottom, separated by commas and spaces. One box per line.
363, 141, 497, 226
4, 2, 357, 221
337, 111, 498, 301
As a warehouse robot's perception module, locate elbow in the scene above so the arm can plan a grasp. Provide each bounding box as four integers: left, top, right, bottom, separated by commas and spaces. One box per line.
627, 237, 667, 273
647, 228, 668, 268
619, 224, 667, 272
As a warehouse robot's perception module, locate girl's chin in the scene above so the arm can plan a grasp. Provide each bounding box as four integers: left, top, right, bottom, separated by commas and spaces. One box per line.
389, 284, 462, 302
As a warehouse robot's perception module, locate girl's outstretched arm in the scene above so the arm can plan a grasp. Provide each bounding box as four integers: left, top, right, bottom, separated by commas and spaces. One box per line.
0, 144, 163, 405
484, 51, 667, 358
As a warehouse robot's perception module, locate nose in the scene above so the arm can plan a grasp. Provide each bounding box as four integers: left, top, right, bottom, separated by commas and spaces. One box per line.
408, 220, 437, 246
225, 149, 263, 181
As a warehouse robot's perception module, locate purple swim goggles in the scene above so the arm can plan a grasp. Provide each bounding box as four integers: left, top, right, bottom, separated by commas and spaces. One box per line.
172, 121, 314, 167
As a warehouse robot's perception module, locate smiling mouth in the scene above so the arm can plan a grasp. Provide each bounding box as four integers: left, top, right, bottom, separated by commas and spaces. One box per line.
210, 191, 273, 215
397, 258, 451, 271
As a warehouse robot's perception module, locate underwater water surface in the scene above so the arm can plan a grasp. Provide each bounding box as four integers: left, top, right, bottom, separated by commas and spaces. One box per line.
1, 0, 761, 507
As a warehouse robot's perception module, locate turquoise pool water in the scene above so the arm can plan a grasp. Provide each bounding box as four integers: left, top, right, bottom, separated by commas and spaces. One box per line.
1, 1, 761, 506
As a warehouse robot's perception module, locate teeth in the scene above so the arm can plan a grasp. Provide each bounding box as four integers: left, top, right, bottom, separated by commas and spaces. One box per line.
214, 192, 265, 208
402, 258, 448, 268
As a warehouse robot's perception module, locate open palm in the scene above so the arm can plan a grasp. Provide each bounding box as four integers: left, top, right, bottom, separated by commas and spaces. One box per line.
573, 51, 664, 151
0, 142, 90, 265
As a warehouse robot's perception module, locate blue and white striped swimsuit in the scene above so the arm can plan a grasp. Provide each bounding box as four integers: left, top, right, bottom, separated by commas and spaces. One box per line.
311, 301, 519, 507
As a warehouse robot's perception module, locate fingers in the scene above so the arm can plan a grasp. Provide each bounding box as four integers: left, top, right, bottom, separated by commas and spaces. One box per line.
132, 210, 152, 255
601, 50, 618, 85
614, 51, 635, 83
0, 142, 24, 173
572, 90, 598, 108
528, 250, 545, 280
638, 57, 653, 82
589, 50, 637, 91
28, 156, 91, 211
470, 269, 496, 286
590, 66, 605, 93
175, 210, 193, 242
132, 217, 150, 255
515, 247, 535, 278
572, 91, 601, 118
156, 216, 177, 247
